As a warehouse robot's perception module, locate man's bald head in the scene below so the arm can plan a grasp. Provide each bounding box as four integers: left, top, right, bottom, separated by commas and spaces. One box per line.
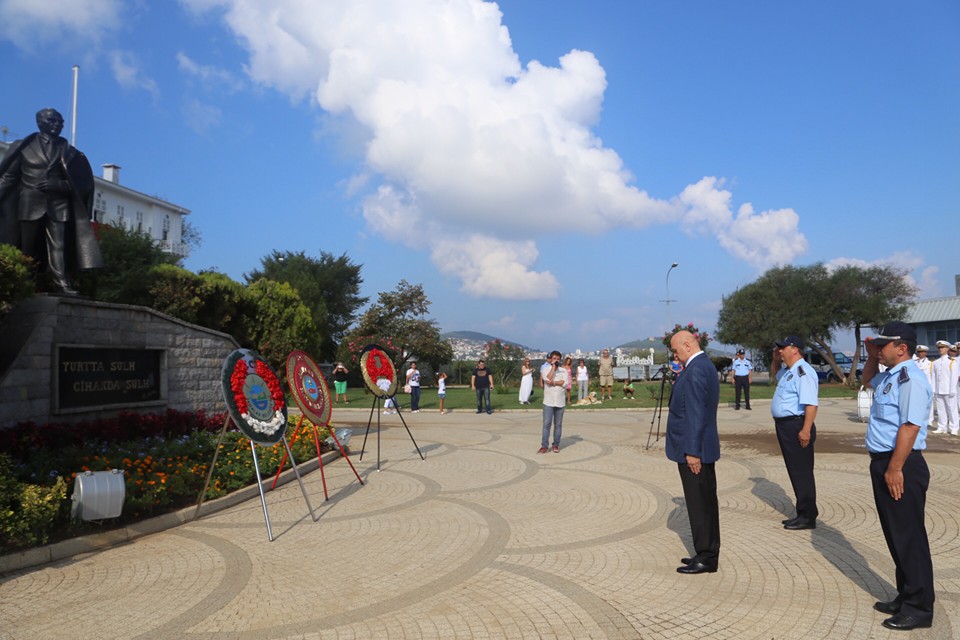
670, 330, 700, 364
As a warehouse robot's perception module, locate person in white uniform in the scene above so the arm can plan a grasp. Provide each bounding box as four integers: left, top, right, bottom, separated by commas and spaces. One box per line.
930, 340, 958, 434
913, 345, 934, 426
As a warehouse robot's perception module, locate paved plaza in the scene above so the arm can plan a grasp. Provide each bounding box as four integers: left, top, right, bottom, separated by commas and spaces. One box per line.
1, 398, 959, 639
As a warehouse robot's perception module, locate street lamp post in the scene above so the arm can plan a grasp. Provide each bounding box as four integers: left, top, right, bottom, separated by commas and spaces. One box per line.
664, 262, 678, 329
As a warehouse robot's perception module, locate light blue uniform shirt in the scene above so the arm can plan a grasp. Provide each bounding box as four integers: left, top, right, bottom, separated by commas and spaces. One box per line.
771, 359, 819, 418
732, 358, 752, 376
866, 359, 932, 453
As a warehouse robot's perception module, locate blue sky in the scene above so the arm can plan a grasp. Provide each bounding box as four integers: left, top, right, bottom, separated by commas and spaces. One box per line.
2, 0, 958, 353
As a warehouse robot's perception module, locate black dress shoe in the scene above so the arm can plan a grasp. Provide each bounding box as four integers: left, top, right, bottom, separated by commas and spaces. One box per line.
680, 557, 695, 565
881, 613, 932, 630
873, 599, 901, 615
745, 406, 752, 410
784, 520, 816, 530
677, 561, 717, 574
781, 516, 798, 525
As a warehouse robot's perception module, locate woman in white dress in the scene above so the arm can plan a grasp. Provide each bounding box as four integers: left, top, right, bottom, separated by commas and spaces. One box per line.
519, 358, 534, 404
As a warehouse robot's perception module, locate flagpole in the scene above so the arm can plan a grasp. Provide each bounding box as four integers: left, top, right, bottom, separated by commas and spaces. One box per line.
71, 65, 79, 146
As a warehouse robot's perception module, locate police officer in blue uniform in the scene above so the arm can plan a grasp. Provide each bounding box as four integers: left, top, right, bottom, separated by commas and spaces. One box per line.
731, 349, 753, 410
861, 322, 935, 631
769, 335, 819, 530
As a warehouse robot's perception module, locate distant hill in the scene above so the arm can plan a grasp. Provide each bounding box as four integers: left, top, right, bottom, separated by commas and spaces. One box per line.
616, 338, 662, 351
442, 331, 536, 352
617, 337, 733, 358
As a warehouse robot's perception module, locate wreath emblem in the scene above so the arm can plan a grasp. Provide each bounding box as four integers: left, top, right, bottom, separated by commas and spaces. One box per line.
359, 345, 398, 398
286, 350, 332, 427
221, 349, 288, 444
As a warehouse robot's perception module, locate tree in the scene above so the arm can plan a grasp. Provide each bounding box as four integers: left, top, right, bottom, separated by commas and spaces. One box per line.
196, 271, 255, 344
830, 264, 916, 384
716, 263, 917, 385
717, 265, 834, 356
245, 278, 316, 374
247, 250, 366, 360
146, 264, 204, 324
76, 225, 179, 304
661, 322, 712, 352
339, 280, 452, 374
484, 339, 526, 386
145, 267, 254, 346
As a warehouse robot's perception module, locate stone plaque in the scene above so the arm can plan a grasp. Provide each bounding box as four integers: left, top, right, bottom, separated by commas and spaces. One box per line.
57, 346, 163, 410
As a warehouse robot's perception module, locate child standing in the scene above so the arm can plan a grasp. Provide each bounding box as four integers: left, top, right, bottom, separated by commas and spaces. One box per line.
437, 372, 447, 414
378, 376, 397, 414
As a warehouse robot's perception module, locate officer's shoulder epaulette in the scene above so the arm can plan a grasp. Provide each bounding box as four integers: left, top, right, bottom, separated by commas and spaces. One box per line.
898, 367, 910, 384
798, 366, 806, 377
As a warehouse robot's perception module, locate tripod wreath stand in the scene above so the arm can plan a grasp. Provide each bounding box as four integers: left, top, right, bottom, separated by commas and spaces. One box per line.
358, 345, 425, 471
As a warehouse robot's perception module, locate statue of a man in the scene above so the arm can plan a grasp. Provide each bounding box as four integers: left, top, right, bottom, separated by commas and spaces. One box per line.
0, 108, 103, 294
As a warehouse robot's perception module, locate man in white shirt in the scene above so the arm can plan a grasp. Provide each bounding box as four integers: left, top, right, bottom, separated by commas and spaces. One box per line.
539, 351, 568, 454
930, 341, 958, 435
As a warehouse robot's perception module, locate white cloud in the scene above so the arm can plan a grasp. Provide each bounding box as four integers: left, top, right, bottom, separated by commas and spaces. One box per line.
187, 0, 808, 297
488, 315, 516, 329
678, 178, 807, 268
176, 52, 244, 93
825, 252, 941, 299
0, 0, 121, 50
534, 319, 571, 336
109, 50, 160, 100
580, 318, 618, 335
181, 99, 223, 134
431, 235, 560, 300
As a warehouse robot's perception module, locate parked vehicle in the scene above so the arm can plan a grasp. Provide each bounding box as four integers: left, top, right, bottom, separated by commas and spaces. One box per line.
805, 350, 863, 383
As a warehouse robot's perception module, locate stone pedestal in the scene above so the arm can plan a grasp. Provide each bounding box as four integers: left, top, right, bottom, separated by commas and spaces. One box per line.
0, 296, 239, 428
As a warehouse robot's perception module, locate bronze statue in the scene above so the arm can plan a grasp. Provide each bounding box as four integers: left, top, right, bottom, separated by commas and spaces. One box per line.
0, 108, 103, 294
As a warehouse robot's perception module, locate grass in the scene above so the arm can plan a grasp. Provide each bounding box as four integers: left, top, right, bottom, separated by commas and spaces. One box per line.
331, 380, 859, 412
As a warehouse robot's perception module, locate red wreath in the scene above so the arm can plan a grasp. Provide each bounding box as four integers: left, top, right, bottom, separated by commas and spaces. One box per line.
229, 358, 284, 416
230, 359, 249, 414
256, 359, 285, 408
364, 348, 394, 382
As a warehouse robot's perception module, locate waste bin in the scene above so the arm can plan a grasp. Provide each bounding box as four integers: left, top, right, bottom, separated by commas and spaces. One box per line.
71, 469, 125, 521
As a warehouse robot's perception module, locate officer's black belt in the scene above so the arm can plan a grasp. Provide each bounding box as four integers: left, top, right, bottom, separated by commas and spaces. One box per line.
773, 415, 803, 423
868, 449, 922, 461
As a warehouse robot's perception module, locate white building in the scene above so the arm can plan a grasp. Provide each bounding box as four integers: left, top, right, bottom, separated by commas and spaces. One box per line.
0, 141, 190, 257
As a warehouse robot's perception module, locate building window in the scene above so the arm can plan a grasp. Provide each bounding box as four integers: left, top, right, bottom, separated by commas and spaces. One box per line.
136, 211, 144, 233
94, 192, 106, 223
117, 205, 125, 228
162, 215, 170, 241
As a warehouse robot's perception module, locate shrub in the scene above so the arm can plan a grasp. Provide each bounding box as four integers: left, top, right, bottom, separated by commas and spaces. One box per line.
2, 411, 331, 550
0, 453, 68, 548
0, 243, 34, 315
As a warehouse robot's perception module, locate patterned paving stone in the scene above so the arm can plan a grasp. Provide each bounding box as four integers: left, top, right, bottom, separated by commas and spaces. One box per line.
1, 399, 958, 639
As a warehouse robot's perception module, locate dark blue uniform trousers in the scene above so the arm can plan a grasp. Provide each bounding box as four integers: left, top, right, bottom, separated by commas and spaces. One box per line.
870, 451, 935, 621
775, 416, 818, 522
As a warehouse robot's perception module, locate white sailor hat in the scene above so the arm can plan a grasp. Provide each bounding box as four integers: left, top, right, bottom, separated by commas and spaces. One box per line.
936, 340, 951, 348
916, 345, 929, 352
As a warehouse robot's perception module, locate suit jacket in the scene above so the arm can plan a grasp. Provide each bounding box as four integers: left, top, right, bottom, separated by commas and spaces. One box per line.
0, 133, 102, 269
665, 352, 720, 464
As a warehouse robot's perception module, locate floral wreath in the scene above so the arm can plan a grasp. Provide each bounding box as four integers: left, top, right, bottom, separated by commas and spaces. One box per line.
221, 350, 288, 444
285, 350, 332, 427
359, 345, 398, 398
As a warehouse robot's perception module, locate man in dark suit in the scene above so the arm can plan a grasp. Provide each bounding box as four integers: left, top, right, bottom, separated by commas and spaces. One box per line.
0, 108, 102, 294
666, 330, 721, 574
